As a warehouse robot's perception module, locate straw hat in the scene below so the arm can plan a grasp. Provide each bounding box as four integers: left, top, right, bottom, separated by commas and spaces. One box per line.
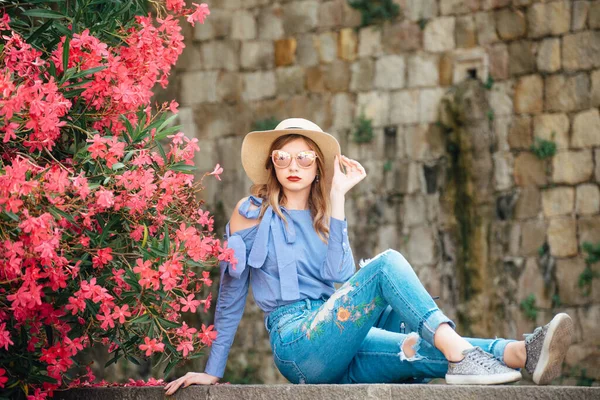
241, 118, 341, 191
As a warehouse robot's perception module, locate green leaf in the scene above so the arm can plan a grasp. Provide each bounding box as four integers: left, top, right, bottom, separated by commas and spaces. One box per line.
156, 142, 168, 163
23, 9, 68, 19
126, 355, 141, 365
169, 163, 196, 174
48, 206, 76, 223
3, 211, 20, 222
69, 65, 108, 81
154, 124, 183, 142
162, 225, 170, 254
130, 314, 151, 324
62, 35, 71, 74
163, 358, 179, 377
27, 19, 54, 43
157, 317, 181, 330
111, 162, 125, 171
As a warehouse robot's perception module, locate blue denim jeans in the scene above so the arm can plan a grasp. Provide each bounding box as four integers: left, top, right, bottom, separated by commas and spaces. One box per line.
264, 249, 516, 384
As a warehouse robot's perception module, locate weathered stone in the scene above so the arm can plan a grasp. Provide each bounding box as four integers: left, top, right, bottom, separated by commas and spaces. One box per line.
456, 15, 477, 48
545, 73, 590, 112
515, 185, 540, 219
489, 80, 514, 116
508, 115, 532, 149
488, 43, 508, 80
374, 55, 406, 90
493, 151, 514, 190
579, 216, 600, 249
579, 306, 600, 346
383, 21, 422, 53
408, 226, 437, 265
231, 11, 256, 40
475, 11, 499, 45
572, 1, 591, 31
527, 1, 571, 38
176, 45, 202, 72
592, 70, 600, 107
555, 258, 588, 305
356, 91, 390, 128
496, 8, 526, 40
548, 217, 579, 258
536, 38, 561, 73
440, 0, 479, 15
508, 41, 535, 76
408, 53, 439, 88
193, 9, 231, 41
552, 151, 594, 185
572, 108, 600, 148
296, 34, 318, 67
276, 66, 305, 96
274, 38, 297, 67
424, 17, 456, 53
532, 113, 570, 150
342, 0, 362, 28
514, 75, 543, 114
316, 32, 338, 64
258, 6, 284, 40
405, 0, 439, 22
562, 31, 600, 71
520, 219, 547, 256
419, 88, 446, 123
242, 71, 276, 101
513, 152, 547, 186
319, 0, 343, 30
358, 27, 382, 57
338, 28, 357, 62
216, 71, 242, 103
324, 60, 351, 92
350, 58, 374, 92
596, 149, 600, 183
283, 1, 319, 35
241, 41, 274, 70
305, 66, 325, 93
180, 71, 218, 105
589, 0, 600, 28
576, 184, 600, 215
201, 40, 240, 71
405, 124, 445, 161
390, 90, 420, 125
331, 93, 354, 130
494, 116, 512, 151
542, 187, 575, 217
517, 258, 552, 308
439, 53, 453, 86
481, 0, 511, 10
403, 195, 428, 227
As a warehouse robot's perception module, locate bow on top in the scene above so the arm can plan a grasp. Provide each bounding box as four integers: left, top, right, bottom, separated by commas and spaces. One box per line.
223, 196, 300, 301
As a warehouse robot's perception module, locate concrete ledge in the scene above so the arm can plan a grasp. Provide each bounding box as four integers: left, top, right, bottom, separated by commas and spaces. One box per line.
55, 384, 600, 400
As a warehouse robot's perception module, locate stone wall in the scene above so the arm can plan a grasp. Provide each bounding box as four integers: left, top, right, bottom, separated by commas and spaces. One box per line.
156, 0, 600, 384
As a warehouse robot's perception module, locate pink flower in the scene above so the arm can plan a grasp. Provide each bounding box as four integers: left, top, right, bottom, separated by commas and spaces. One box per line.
92, 247, 113, 269
95, 189, 114, 209
208, 163, 223, 181
176, 340, 193, 357
199, 324, 217, 346
0, 367, 8, 389
180, 294, 200, 313
112, 305, 132, 324
186, 3, 210, 26
97, 309, 115, 330
0, 323, 13, 351
139, 337, 165, 356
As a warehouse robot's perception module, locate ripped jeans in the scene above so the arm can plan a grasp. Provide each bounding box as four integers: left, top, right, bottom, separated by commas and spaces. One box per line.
264, 249, 516, 384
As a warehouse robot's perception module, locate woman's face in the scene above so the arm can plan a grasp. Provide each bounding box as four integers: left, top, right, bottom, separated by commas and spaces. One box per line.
272, 138, 318, 195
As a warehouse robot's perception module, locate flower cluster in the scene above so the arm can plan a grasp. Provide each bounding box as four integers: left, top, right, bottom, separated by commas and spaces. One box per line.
0, 2, 236, 399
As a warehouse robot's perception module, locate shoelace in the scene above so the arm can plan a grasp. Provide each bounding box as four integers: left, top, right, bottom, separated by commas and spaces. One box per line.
470, 348, 500, 370
523, 325, 543, 341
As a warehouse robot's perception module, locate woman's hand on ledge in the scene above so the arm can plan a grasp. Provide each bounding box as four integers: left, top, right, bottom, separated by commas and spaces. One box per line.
164, 372, 219, 395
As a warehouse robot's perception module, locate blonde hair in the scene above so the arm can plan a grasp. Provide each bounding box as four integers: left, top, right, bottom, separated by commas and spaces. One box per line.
250, 134, 331, 243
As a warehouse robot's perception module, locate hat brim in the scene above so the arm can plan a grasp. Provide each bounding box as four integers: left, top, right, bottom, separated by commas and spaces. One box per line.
241, 128, 341, 192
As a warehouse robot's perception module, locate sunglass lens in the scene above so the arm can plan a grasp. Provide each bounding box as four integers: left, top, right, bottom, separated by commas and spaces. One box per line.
297, 152, 316, 167
273, 151, 290, 167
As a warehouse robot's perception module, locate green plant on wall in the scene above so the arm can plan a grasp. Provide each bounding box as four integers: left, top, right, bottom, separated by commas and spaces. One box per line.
520, 293, 538, 321
579, 241, 600, 296
252, 117, 280, 132
347, 0, 400, 27
352, 112, 374, 143
531, 134, 557, 159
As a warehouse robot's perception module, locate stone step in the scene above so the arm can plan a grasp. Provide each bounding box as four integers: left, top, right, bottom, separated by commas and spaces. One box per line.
56, 384, 600, 400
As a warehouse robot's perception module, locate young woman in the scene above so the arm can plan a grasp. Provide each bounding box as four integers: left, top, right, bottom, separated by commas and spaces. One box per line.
165, 118, 573, 394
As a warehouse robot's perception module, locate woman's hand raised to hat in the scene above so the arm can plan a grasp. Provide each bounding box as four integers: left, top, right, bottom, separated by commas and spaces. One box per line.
331, 155, 367, 196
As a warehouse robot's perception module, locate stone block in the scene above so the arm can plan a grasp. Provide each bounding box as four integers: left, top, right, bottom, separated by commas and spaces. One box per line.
513, 152, 547, 186
493, 151, 514, 191
258, 6, 284, 40
405, 0, 439, 22
596, 149, 600, 182
383, 21, 422, 53
514, 75, 543, 114
515, 185, 541, 219
508, 115, 532, 150
180, 71, 218, 105
496, 8, 526, 40
536, 38, 561, 73
408, 53, 439, 88
489, 80, 514, 117
324, 60, 351, 92
508, 41, 535, 76
338, 28, 358, 62
589, 0, 600, 28
488, 43, 509, 80
572, 108, 600, 148
419, 88, 446, 123
242, 71, 276, 101
552, 150, 594, 185
456, 15, 477, 48
358, 27, 382, 58
319, 0, 344, 30
424, 17, 456, 53
517, 257, 552, 308
562, 31, 600, 72
403, 195, 428, 227
527, 1, 571, 38
520, 220, 547, 256
481, 0, 511, 10
241, 41, 274, 70
494, 116, 512, 151
578, 216, 600, 249
374, 55, 406, 90
390, 90, 420, 125
405, 124, 445, 161
542, 187, 575, 217
572, 1, 591, 31
356, 91, 390, 128
276, 66, 305, 96
592, 70, 600, 107
274, 38, 297, 67
439, 53, 454, 86
548, 217, 579, 258
305, 66, 325, 93
555, 257, 588, 305
342, 0, 362, 28
532, 113, 570, 150
193, 9, 231, 41
296, 34, 318, 67
408, 226, 437, 265
283, 1, 319, 35
231, 11, 256, 40
350, 58, 374, 92
440, 0, 479, 15
316, 32, 338, 64
576, 184, 600, 215
331, 93, 355, 130
475, 11, 499, 45
201, 40, 240, 71
545, 73, 590, 112
578, 306, 600, 346
217, 72, 243, 103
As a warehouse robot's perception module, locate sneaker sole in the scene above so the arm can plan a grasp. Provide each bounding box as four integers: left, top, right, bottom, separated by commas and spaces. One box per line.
532, 313, 574, 385
446, 370, 522, 385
